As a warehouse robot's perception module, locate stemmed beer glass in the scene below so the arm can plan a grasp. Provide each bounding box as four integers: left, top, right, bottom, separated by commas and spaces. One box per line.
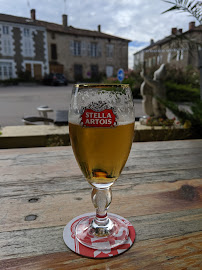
68, 84, 135, 251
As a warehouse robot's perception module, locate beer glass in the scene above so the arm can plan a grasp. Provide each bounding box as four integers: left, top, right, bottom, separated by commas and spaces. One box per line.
68, 84, 134, 250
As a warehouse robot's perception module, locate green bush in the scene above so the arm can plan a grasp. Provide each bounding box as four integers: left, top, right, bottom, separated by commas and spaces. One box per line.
0, 78, 19, 86
165, 81, 200, 102
159, 99, 202, 139
165, 65, 200, 88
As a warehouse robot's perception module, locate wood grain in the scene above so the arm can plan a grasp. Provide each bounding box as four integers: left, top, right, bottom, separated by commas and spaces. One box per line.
0, 179, 201, 233
0, 140, 201, 269
0, 232, 201, 270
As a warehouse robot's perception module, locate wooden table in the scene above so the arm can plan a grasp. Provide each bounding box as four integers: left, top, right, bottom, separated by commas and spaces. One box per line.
0, 140, 202, 269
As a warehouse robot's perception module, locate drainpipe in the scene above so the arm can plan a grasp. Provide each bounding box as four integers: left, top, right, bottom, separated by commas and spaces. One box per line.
198, 49, 202, 100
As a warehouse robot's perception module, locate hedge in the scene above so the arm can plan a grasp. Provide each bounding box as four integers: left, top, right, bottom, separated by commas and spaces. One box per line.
165, 81, 200, 102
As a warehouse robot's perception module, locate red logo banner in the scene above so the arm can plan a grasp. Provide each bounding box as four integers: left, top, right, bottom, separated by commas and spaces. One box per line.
80, 102, 117, 128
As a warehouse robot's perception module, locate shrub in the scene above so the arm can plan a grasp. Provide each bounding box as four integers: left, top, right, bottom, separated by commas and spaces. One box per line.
165, 65, 200, 88
0, 78, 19, 86
159, 99, 202, 139
165, 81, 200, 102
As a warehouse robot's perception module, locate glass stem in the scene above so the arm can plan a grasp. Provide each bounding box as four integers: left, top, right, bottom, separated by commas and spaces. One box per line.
91, 187, 112, 227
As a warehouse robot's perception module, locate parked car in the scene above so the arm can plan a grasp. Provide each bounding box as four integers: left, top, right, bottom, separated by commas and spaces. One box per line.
43, 73, 68, 86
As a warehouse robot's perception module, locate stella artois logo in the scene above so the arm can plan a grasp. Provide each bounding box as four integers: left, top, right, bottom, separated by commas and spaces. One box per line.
80, 101, 118, 128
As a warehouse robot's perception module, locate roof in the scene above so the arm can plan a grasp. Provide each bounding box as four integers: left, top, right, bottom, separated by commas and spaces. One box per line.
0, 13, 130, 42
134, 24, 202, 55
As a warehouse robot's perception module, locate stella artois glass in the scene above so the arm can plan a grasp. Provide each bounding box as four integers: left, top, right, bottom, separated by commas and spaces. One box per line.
68, 84, 135, 250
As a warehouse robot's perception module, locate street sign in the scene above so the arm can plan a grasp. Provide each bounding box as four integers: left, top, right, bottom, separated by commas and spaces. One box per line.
117, 68, 124, 83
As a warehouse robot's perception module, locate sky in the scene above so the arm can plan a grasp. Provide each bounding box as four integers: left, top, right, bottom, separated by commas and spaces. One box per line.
0, 0, 199, 69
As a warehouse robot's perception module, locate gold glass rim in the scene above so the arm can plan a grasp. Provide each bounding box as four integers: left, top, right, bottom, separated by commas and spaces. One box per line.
75, 83, 130, 88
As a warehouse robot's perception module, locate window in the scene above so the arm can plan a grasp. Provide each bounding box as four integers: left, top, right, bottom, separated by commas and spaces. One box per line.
152, 56, 156, 66
22, 28, 34, 57
24, 39, 32, 56
74, 41, 81, 56
0, 62, 13, 80
106, 66, 113, 78
176, 50, 183, 61
90, 43, 97, 57
106, 44, 114, 58
148, 58, 152, 67
3, 26, 9, 35
180, 50, 183, 60
167, 52, 171, 63
3, 39, 12, 55
24, 28, 30, 37
157, 55, 160, 65
51, 44, 57, 60
1, 25, 14, 56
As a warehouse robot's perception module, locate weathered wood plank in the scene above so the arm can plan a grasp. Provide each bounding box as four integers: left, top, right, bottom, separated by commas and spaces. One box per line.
0, 141, 201, 189
0, 140, 201, 267
0, 232, 201, 270
0, 166, 201, 199
0, 179, 201, 233
0, 208, 201, 261
0, 139, 201, 156
0, 142, 201, 171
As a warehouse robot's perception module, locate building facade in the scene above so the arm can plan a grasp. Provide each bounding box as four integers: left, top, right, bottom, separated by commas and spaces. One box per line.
134, 22, 202, 71
0, 10, 129, 81
0, 13, 49, 80
37, 12, 129, 81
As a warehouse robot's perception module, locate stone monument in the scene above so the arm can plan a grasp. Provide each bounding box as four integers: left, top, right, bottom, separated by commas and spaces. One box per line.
140, 63, 167, 121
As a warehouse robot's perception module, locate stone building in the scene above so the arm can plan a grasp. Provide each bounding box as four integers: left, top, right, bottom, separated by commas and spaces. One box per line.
134, 22, 202, 71
0, 12, 49, 80
0, 9, 130, 81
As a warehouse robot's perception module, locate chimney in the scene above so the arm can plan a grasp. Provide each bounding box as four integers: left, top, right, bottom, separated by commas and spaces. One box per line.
189, 21, 195, 30
62, 14, 68, 27
98, 25, 101, 32
178, 28, 183, 34
171, 27, 177, 35
150, 39, 154, 45
31, 9, 36, 20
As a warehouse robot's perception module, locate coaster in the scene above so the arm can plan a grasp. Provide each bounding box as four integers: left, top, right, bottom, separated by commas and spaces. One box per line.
63, 212, 136, 258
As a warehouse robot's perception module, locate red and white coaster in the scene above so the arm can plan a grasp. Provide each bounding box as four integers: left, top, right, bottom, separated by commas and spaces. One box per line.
63, 212, 136, 258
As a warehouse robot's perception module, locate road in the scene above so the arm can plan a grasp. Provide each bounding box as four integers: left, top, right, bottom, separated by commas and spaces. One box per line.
0, 84, 146, 127
0, 84, 187, 127
0, 85, 73, 127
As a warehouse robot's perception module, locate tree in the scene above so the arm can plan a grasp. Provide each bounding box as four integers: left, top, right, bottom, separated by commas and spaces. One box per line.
162, 0, 202, 100
159, 0, 202, 138
162, 0, 202, 24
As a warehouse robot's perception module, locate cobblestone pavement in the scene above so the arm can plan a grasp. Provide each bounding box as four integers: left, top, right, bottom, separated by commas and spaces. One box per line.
0, 84, 188, 127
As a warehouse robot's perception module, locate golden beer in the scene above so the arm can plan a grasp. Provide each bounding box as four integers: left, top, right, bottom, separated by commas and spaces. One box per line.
69, 121, 134, 187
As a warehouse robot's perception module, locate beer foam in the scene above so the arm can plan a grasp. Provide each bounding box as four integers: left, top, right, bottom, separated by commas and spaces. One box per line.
69, 86, 135, 125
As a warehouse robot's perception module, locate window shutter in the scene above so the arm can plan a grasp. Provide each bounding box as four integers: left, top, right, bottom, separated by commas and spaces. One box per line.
97, 43, 102, 57
81, 41, 86, 56
87, 43, 91, 56
70, 40, 74, 55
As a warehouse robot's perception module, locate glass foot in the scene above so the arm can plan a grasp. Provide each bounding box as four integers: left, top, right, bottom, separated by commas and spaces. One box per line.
75, 214, 129, 250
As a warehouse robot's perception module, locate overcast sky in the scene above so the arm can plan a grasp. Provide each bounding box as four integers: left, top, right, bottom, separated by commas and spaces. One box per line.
1, 0, 199, 69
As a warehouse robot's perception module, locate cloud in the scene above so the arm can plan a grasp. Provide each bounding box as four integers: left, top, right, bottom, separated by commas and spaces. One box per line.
129, 41, 150, 48
1, 0, 198, 69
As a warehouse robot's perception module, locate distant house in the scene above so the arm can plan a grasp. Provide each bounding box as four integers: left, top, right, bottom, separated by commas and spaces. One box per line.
0, 11, 49, 80
133, 22, 202, 71
0, 9, 130, 81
